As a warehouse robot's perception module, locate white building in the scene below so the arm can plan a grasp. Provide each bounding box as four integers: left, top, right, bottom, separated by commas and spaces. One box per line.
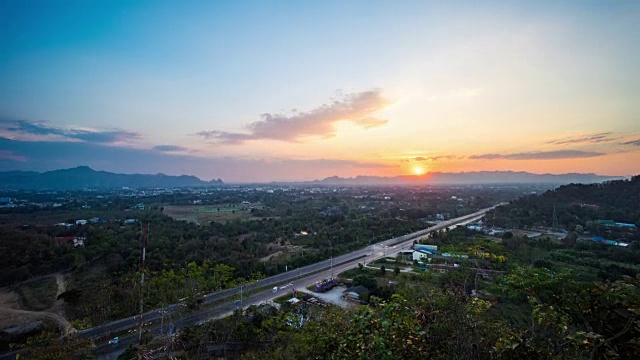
413, 250, 433, 263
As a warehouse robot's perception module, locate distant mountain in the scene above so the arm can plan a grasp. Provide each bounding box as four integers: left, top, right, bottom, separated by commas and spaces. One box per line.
0, 166, 224, 189
309, 171, 624, 185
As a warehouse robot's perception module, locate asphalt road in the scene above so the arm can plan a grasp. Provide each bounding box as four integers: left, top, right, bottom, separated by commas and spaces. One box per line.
0, 204, 502, 360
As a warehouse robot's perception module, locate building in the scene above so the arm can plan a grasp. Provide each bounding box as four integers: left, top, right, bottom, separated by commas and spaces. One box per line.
344, 285, 369, 301
398, 249, 414, 260
413, 249, 434, 263
414, 244, 439, 252
55, 236, 75, 245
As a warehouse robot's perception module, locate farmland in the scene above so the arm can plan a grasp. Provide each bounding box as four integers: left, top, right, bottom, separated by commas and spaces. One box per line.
162, 203, 265, 224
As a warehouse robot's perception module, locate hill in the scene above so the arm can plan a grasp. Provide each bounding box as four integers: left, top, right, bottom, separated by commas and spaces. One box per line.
0, 166, 224, 189
495, 175, 640, 230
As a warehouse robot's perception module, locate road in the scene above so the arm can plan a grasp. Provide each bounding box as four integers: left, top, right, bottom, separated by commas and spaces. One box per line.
0, 203, 503, 359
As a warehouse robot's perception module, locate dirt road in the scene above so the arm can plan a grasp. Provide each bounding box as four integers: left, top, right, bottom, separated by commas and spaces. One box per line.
0, 273, 75, 335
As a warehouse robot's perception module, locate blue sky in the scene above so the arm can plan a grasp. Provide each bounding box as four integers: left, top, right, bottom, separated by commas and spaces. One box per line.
1, 1, 639, 181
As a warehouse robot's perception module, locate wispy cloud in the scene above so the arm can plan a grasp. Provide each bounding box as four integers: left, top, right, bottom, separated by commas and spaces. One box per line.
0, 119, 139, 144
469, 150, 605, 160
401, 155, 459, 163
414, 155, 458, 162
153, 145, 188, 152
197, 89, 390, 144
622, 139, 640, 146
546, 132, 619, 145
0, 150, 27, 162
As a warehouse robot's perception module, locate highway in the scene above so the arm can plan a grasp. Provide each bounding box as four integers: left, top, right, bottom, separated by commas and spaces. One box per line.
0, 203, 503, 359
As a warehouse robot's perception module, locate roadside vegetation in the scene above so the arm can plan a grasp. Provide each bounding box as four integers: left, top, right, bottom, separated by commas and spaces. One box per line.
2, 179, 639, 358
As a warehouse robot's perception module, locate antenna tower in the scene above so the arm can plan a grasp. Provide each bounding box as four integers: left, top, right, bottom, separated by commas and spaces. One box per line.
552, 203, 559, 230
138, 223, 149, 346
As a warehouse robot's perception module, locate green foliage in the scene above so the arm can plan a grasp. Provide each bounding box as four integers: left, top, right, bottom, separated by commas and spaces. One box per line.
352, 274, 378, 290
21, 332, 95, 360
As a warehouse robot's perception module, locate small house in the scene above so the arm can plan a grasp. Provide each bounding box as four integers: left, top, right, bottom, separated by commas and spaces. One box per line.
345, 285, 369, 301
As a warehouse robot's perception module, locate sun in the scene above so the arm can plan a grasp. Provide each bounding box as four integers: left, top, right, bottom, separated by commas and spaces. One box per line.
413, 166, 425, 176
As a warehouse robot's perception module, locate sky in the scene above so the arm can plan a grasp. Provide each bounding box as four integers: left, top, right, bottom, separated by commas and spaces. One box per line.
1, 0, 639, 182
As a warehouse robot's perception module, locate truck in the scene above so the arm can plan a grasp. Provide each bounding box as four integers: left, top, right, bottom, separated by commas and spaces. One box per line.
315, 277, 337, 292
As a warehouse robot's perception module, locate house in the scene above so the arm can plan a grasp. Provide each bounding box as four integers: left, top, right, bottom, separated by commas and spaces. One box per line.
73, 237, 86, 247
75, 219, 88, 225
55, 236, 75, 245
344, 285, 369, 301
398, 249, 414, 260
56, 236, 86, 247
123, 219, 137, 225
413, 249, 434, 263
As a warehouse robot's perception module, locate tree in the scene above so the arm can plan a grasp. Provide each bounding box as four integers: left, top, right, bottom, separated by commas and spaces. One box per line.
22, 332, 95, 360
380, 265, 386, 276
352, 274, 378, 290
394, 266, 400, 276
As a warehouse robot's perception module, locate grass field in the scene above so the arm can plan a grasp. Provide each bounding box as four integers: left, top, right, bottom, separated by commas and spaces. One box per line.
15, 277, 58, 311
163, 203, 264, 224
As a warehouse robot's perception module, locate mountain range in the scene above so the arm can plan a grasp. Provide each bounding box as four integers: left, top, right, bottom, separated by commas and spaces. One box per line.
307, 171, 624, 186
0, 167, 624, 189
0, 166, 223, 189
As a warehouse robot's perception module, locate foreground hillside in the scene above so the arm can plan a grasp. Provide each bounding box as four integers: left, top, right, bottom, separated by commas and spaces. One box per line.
495, 175, 640, 233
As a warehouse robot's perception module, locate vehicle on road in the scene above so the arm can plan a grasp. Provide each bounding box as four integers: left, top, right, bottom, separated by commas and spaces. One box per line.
315, 277, 337, 292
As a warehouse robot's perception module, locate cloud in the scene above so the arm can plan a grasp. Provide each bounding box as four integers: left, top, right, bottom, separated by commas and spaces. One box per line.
153, 145, 188, 152
622, 139, 640, 146
197, 89, 390, 144
547, 132, 619, 145
413, 155, 458, 162
0, 150, 27, 162
469, 150, 605, 160
401, 155, 458, 163
0, 119, 139, 144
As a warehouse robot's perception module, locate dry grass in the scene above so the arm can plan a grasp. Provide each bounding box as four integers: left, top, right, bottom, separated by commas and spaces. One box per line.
163, 204, 264, 224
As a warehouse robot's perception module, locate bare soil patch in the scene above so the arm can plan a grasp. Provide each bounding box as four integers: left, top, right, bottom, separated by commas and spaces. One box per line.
0, 273, 75, 335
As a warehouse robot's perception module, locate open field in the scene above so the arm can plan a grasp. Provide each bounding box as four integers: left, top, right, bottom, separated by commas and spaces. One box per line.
163, 203, 264, 224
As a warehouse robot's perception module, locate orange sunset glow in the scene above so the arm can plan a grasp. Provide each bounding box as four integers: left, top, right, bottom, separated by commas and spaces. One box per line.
1, 2, 638, 182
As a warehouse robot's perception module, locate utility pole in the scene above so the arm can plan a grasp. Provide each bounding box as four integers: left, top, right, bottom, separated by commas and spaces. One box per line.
552, 203, 559, 231
330, 238, 334, 277
138, 223, 149, 347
